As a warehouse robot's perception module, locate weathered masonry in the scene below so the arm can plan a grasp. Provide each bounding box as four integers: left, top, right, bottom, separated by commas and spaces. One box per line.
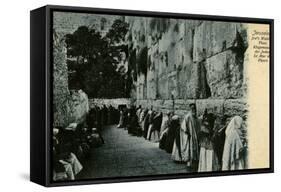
52, 12, 249, 126
52, 12, 124, 127
126, 17, 248, 119
53, 32, 89, 127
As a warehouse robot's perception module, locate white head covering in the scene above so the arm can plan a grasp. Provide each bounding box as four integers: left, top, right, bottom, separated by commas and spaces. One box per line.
225, 116, 243, 137
222, 116, 247, 170
172, 115, 179, 121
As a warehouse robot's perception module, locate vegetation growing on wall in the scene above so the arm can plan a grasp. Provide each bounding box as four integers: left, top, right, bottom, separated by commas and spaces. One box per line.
65, 19, 130, 98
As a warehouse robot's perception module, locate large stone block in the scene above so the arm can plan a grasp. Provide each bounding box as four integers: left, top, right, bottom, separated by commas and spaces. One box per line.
157, 50, 168, 77
158, 76, 169, 99
138, 74, 148, 99
163, 100, 174, 109
184, 63, 199, 99
53, 32, 90, 127
147, 18, 168, 46
196, 99, 225, 118
136, 99, 149, 109
136, 84, 142, 100
68, 90, 89, 124
91, 98, 131, 109
174, 99, 195, 110
167, 71, 178, 99
53, 32, 69, 96
205, 50, 244, 98
153, 99, 165, 109
185, 20, 202, 31
146, 70, 157, 99
193, 21, 247, 62
182, 27, 195, 66
223, 99, 248, 118
128, 17, 148, 52
53, 32, 70, 127
182, 61, 210, 99
174, 109, 187, 118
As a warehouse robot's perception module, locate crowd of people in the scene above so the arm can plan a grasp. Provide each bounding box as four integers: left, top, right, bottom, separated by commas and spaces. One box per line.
52, 104, 119, 181
52, 102, 248, 181
117, 103, 248, 172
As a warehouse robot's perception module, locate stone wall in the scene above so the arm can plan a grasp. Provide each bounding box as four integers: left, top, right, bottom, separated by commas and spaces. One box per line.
126, 17, 249, 121
53, 32, 89, 127
89, 98, 132, 109
53, 13, 249, 126
53, 12, 123, 36
136, 98, 247, 120
52, 12, 126, 127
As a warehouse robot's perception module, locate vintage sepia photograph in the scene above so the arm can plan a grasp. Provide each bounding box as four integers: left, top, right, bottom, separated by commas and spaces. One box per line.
51, 10, 271, 182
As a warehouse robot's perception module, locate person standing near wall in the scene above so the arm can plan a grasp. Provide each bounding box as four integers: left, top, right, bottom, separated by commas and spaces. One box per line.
171, 104, 200, 171
222, 116, 248, 170
197, 112, 219, 172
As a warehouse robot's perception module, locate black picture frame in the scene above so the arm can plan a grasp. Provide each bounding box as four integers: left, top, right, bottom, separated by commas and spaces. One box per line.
30, 4, 274, 187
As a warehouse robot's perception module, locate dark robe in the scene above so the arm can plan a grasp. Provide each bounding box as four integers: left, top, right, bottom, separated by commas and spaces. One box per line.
165, 118, 180, 153
107, 106, 111, 125
96, 107, 102, 132
128, 107, 138, 134
147, 113, 162, 141
113, 108, 119, 124
143, 111, 153, 139
123, 108, 128, 129
154, 113, 163, 131
101, 106, 108, 126
159, 118, 171, 150
213, 127, 226, 167
86, 108, 96, 130
86, 110, 93, 129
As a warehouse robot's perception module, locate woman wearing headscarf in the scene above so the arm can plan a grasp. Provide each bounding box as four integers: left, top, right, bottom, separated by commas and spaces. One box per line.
140, 108, 148, 133
136, 105, 142, 122
143, 108, 153, 139
134, 105, 143, 136
172, 104, 200, 170
222, 116, 248, 170
117, 107, 124, 128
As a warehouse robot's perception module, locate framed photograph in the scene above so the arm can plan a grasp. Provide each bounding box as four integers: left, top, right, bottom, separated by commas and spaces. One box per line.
30, 5, 274, 187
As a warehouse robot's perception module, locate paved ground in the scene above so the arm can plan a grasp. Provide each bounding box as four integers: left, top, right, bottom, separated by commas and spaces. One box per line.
78, 125, 189, 179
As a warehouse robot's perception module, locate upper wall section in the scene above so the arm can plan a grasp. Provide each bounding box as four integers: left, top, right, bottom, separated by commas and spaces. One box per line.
53, 12, 123, 36
126, 17, 248, 100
